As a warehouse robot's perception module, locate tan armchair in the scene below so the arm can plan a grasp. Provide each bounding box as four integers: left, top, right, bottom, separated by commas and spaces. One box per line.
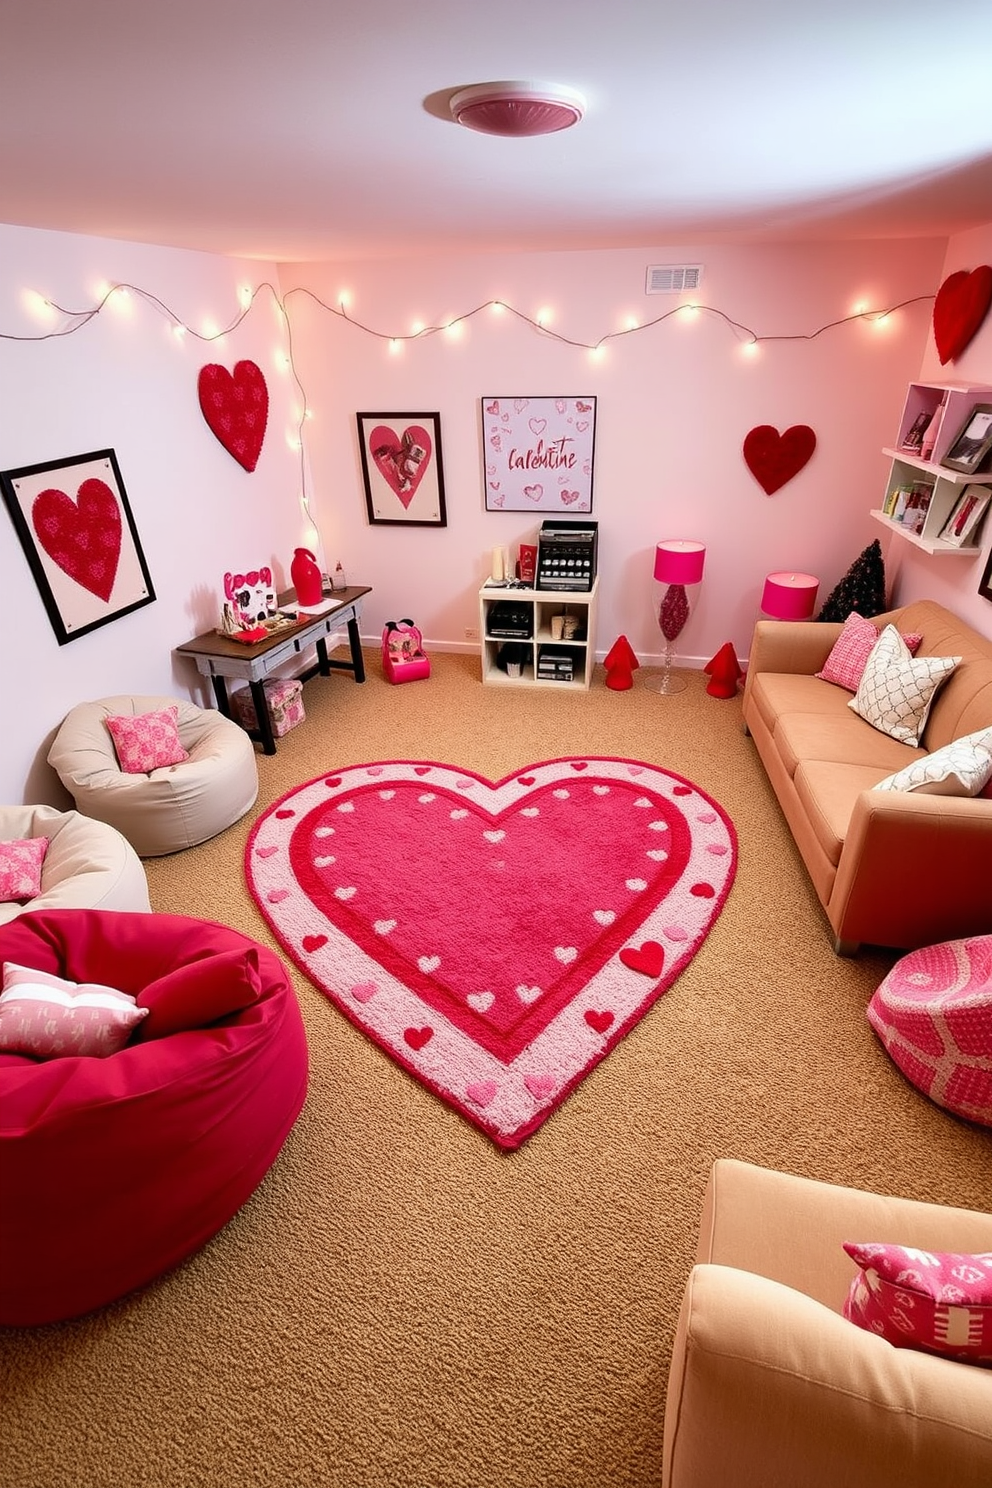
663, 1160, 992, 1488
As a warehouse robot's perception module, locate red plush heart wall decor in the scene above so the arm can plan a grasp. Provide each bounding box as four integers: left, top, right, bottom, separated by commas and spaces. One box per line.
743, 424, 816, 495
197, 360, 269, 472
932, 266, 992, 366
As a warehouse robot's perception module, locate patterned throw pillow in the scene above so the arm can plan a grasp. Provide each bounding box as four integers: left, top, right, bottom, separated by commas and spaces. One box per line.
816, 611, 923, 691
874, 728, 992, 797
843, 1242, 992, 1365
0, 837, 48, 903
849, 624, 960, 747
0, 961, 148, 1058
106, 706, 190, 774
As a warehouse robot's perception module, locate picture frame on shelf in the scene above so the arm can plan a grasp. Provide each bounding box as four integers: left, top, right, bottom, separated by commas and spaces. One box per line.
941, 404, 992, 475
481, 395, 597, 513
900, 410, 933, 453
0, 447, 156, 646
938, 485, 992, 548
980, 545, 992, 604
356, 412, 447, 527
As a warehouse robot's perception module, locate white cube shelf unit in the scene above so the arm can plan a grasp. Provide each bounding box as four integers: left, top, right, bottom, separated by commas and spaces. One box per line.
871, 381, 992, 555
479, 579, 599, 689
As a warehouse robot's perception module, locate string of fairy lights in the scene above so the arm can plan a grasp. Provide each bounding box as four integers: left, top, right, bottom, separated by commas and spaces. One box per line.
3, 277, 936, 526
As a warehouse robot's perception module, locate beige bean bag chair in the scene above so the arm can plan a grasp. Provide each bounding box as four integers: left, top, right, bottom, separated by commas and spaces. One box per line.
0, 804, 150, 925
48, 695, 259, 857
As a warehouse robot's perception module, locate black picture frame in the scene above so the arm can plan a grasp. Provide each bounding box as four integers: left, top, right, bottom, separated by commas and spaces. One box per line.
356, 412, 447, 526
0, 448, 156, 645
941, 404, 992, 475
979, 544, 992, 603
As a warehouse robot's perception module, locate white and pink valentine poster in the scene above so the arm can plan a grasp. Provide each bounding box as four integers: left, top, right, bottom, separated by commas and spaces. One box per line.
482, 396, 596, 513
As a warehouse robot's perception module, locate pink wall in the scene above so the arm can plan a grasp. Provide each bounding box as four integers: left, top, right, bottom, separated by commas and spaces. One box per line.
0, 224, 304, 803
884, 223, 992, 634
284, 239, 946, 668
3, 219, 989, 807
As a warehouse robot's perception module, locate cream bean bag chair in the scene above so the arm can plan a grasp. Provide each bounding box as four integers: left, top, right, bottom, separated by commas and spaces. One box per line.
48, 695, 259, 857
0, 804, 150, 925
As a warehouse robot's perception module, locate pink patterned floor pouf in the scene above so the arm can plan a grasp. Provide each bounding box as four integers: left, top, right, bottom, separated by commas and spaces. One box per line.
867, 937, 992, 1127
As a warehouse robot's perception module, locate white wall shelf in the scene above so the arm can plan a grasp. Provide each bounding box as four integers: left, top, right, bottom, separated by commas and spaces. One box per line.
479, 579, 598, 689
876, 382, 992, 554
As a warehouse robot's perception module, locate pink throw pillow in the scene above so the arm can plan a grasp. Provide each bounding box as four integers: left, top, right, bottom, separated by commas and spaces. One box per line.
843, 1241, 992, 1365
816, 612, 923, 691
0, 961, 148, 1058
0, 837, 48, 903
134, 946, 262, 1040
106, 706, 190, 774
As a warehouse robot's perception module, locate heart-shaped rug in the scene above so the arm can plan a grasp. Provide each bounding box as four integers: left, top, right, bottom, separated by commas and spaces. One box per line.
246, 757, 736, 1149
932, 266, 992, 366
197, 360, 269, 472
367, 424, 433, 509
743, 424, 816, 495
31, 477, 122, 601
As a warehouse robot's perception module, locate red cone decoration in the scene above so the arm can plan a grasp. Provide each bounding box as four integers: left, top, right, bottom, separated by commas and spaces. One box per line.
658, 583, 689, 642
604, 634, 640, 690
704, 642, 743, 698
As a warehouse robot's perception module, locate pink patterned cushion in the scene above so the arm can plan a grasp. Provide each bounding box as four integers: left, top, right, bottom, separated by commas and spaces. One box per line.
843, 1242, 992, 1365
867, 937, 992, 1127
0, 837, 48, 903
106, 706, 190, 773
0, 961, 148, 1058
816, 611, 923, 691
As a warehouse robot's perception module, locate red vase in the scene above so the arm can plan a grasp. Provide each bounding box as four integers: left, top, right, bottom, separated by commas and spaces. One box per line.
290, 547, 323, 606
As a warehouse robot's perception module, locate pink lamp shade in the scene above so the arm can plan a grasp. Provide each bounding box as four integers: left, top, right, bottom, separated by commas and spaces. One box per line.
653, 540, 706, 586
761, 571, 819, 620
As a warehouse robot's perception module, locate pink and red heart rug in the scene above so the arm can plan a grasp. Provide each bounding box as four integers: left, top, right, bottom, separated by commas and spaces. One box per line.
245, 757, 736, 1149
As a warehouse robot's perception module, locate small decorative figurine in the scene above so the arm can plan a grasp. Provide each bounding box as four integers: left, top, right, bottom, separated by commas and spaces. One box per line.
603, 635, 640, 691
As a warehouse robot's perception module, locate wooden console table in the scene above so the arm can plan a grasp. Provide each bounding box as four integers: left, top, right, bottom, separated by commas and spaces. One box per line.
174, 586, 371, 754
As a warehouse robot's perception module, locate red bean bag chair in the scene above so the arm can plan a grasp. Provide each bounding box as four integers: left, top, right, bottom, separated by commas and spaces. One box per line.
0, 909, 308, 1326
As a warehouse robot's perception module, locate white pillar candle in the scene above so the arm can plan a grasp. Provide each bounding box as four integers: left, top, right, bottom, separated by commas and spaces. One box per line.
491, 546, 505, 582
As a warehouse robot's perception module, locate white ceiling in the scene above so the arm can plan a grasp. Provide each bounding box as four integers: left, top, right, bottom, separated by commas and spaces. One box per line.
2, 0, 991, 264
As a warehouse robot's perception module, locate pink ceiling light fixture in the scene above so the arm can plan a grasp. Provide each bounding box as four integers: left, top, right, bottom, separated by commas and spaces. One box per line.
449, 81, 586, 138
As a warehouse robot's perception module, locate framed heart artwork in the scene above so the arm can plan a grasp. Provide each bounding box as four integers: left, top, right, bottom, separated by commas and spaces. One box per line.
356, 412, 447, 526
0, 448, 155, 645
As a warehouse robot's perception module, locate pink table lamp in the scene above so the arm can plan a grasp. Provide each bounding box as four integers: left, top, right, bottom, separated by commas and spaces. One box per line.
760, 571, 819, 621
653, 540, 707, 694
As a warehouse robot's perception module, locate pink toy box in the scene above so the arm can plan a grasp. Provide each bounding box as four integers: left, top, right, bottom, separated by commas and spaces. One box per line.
382, 619, 431, 685
231, 677, 305, 737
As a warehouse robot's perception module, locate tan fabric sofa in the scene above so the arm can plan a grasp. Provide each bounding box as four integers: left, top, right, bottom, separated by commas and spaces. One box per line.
741, 599, 992, 954
662, 1159, 992, 1488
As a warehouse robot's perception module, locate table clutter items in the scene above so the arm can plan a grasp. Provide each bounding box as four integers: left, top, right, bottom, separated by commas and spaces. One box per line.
221, 564, 277, 638
289, 547, 324, 607
232, 677, 305, 738
175, 587, 371, 754
381, 619, 431, 684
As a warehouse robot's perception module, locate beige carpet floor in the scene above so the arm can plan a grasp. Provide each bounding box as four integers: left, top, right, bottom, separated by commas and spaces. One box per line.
3, 651, 990, 1488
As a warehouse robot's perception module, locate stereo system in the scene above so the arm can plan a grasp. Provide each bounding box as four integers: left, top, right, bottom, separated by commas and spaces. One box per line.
536, 519, 598, 592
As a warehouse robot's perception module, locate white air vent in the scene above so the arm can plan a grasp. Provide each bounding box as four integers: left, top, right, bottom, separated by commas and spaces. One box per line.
645, 263, 703, 295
